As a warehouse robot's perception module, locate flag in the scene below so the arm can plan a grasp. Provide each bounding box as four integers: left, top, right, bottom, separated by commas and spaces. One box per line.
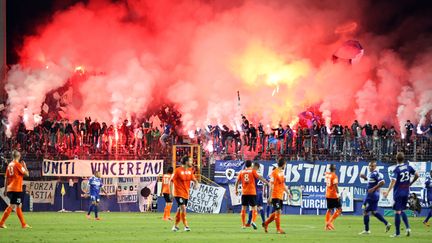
61, 184, 66, 196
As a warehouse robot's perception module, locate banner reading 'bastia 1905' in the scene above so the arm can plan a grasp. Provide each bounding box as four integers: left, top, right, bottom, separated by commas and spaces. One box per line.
42, 159, 163, 178
215, 160, 432, 188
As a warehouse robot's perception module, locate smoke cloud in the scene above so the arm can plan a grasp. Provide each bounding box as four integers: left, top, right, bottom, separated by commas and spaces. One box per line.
5, 0, 432, 134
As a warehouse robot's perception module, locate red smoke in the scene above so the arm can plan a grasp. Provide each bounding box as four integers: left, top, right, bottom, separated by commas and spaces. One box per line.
5, 0, 432, 136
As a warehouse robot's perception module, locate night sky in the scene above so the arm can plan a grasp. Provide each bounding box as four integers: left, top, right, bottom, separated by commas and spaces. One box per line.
6, 0, 87, 64
6, 0, 432, 65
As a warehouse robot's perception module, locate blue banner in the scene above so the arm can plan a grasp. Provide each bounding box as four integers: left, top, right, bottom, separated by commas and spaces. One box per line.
216, 160, 431, 210
215, 160, 432, 189
214, 160, 245, 184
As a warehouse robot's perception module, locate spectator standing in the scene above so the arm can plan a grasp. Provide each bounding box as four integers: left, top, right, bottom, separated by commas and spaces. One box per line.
241, 116, 250, 148
90, 120, 101, 149
285, 125, 293, 155
58, 119, 65, 148
249, 123, 257, 152
122, 119, 130, 146
152, 127, 161, 152
143, 120, 152, 152
355, 125, 363, 155
17, 120, 26, 149
303, 128, 311, 157
134, 124, 144, 155
72, 120, 80, 147
79, 122, 86, 146
64, 119, 74, 149
160, 123, 171, 148
405, 120, 414, 145
364, 122, 373, 150
258, 123, 266, 153
85, 117, 91, 145
100, 122, 107, 151
387, 126, 398, 155
320, 124, 328, 150
42, 118, 52, 149
296, 126, 303, 154
351, 120, 361, 154
330, 124, 339, 154
212, 125, 221, 153
234, 130, 242, 154
312, 121, 320, 152
49, 120, 59, 149
107, 125, 114, 154
343, 126, 351, 156
372, 125, 379, 155
379, 125, 388, 155
272, 124, 285, 154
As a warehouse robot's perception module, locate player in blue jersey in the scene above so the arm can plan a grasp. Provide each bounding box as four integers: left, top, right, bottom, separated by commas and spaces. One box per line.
358, 161, 391, 235
423, 170, 432, 226
86, 171, 107, 220
383, 152, 419, 237
246, 162, 266, 228
265, 166, 276, 217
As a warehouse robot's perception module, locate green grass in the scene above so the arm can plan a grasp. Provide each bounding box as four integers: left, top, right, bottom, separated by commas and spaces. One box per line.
0, 212, 431, 242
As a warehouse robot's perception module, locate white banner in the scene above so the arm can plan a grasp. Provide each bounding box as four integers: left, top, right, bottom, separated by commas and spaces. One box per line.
117, 191, 137, 203
42, 159, 163, 178
0, 187, 10, 205
378, 187, 394, 208
138, 177, 158, 212
23, 181, 57, 204
187, 182, 226, 214
288, 186, 302, 207
409, 162, 428, 188
301, 185, 326, 209
117, 178, 139, 203
102, 178, 117, 196
228, 184, 242, 206
339, 187, 354, 212
229, 184, 300, 207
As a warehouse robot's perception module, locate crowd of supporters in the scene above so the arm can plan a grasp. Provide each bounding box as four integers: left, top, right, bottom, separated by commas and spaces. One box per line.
1, 112, 432, 161
0, 104, 183, 158
192, 117, 432, 161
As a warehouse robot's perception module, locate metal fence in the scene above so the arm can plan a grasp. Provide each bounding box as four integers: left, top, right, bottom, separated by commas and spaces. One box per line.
236, 135, 432, 162
1, 133, 431, 181
207, 134, 432, 163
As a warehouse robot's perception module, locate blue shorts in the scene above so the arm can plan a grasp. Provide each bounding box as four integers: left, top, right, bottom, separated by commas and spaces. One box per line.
393, 196, 408, 211
363, 198, 378, 212
256, 191, 263, 207
90, 195, 101, 203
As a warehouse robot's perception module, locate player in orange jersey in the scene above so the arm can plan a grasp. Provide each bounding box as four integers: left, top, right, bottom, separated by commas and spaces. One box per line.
0, 150, 31, 229
161, 166, 174, 221
263, 158, 291, 234
324, 164, 342, 230
170, 156, 198, 232
235, 160, 268, 229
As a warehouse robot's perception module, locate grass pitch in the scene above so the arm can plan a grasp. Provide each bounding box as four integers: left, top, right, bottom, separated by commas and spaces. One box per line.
0, 212, 431, 242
